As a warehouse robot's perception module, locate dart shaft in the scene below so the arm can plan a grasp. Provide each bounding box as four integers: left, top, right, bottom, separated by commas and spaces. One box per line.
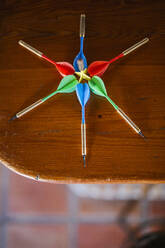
81, 123, 86, 156
109, 53, 124, 64
106, 96, 118, 110
42, 55, 57, 66
80, 14, 85, 37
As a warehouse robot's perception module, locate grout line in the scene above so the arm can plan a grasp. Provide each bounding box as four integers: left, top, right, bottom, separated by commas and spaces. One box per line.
67, 187, 79, 248
0, 215, 73, 224
140, 185, 151, 220
123, 185, 152, 248
0, 166, 10, 248
0, 214, 163, 225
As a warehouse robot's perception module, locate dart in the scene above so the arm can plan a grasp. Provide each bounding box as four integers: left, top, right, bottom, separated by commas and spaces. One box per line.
88, 76, 145, 138
88, 38, 149, 77
11, 14, 149, 167
10, 75, 79, 120
73, 14, 87, 72
18, 40, 75, 77
76, 83, 90, 167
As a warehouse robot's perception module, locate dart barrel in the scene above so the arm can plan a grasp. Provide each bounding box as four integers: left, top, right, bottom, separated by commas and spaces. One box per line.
80, 14, 85, 37
123, 38, 149, 56
16, 99, 43, 118
117, 108, 141, 134
81, 123, 86, 156
18, 40, 43, 57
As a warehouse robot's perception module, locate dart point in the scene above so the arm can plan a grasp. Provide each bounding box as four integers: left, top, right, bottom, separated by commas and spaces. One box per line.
139, 131, 146, 139
9, 115, 17, 121
83, 155, 86, 168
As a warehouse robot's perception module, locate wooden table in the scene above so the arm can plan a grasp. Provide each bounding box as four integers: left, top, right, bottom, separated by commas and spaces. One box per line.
0, 0, 165, 183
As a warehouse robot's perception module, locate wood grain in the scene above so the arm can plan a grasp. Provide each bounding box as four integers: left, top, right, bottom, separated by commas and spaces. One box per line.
0, 0, 165, 183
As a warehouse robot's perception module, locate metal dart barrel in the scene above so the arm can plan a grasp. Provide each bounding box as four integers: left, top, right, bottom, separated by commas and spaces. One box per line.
106, 96, 145, 138
81, 123, 86, 167
80, 14, 85, 37
117, 108, 144, 137
123, 38, 149, 56
19, 40, 43, 57
14, 99, 43, 119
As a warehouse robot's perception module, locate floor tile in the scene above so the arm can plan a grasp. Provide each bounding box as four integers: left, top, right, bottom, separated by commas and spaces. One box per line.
7, 224, 68, 248
0, 226, 3, 245
78, 224, 126, 248
0, 164, 8, 216
0, 164, 2, 214
79, 198, 140, 218
8, 172, 67, 214
148, 200, 165, 217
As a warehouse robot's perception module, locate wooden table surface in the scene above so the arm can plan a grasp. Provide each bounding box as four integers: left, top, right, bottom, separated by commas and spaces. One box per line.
0, 0, 165, 183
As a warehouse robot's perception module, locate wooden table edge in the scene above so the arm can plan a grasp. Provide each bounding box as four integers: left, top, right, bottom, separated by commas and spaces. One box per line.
0, 158, 165, 184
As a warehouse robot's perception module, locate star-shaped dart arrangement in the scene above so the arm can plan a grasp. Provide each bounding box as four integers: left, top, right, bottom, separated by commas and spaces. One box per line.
11, 14, 149, 166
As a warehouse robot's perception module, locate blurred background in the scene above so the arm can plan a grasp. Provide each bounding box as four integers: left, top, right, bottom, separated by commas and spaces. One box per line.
0, 164, 165, 248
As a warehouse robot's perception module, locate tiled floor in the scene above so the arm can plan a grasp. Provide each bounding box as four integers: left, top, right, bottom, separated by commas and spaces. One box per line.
9, 173, 67, 214
8, 225, 68, 248
0, 164, 165, 248
78, 224, 125, 248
